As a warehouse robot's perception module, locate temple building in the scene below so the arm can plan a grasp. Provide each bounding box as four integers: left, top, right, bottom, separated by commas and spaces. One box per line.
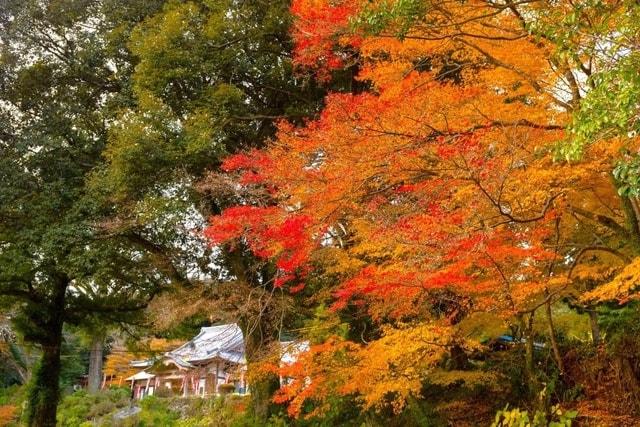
126, 323, 247, 399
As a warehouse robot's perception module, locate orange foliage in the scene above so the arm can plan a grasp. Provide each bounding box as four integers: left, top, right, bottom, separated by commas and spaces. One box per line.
272, 338, 357, 418
0, 405, 17, 425
206, 0, 630, 417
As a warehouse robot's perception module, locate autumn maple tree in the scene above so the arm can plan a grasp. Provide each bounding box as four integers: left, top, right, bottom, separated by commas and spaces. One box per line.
204, 0, 640, 420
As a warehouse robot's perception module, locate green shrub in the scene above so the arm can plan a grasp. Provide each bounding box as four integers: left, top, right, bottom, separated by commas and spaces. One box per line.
57, 387, 131, 426
0, 385, 25, 406
136, 395, 180, 426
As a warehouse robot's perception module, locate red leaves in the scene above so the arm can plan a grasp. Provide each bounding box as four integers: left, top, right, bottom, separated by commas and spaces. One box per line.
275, 250, 308, 273
204, 207, 314, 290
272, 338, 356, 418
290, 0, 362, 80
333, 265, 473, 310
221, 153, 255, 172
221, 150, 273, 185
204, 206, 276, 246
267, 215, 314, 251
334, 267, 416, 307
221, 150, 273, 172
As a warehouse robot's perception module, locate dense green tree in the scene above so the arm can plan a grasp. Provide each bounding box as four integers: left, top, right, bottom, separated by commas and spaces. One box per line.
98, 0, 324, 197
0, 0, 331, 423
0, 1, 170, 425
92, 0, 335, 418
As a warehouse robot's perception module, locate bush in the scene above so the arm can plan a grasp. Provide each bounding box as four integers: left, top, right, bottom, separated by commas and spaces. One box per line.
0, 385, 25, 406
136, 396, 180, 426
57, 387, 131, 426
175, 396, 253, 427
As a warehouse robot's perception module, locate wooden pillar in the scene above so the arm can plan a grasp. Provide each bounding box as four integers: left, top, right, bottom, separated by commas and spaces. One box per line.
214, 361, 219, 394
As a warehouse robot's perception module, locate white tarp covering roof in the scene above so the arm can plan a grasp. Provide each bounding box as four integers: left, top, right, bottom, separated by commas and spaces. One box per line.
166, 323, 246, 365
128, 323, 247, 374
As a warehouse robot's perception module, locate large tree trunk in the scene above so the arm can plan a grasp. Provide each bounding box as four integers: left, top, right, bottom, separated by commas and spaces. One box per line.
248, 373, 281, 420
87, 334, 104, 393
226, 247, 281, 419
239, 318, 280, 420
27, 328, 63, 427
26, 277, 67, 427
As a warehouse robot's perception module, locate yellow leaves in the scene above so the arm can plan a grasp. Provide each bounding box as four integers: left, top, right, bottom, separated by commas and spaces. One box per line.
103, 352, 138, 378
570, 264, 616, 283
582, 257, 640, 304
340, 323, 454, 412
457, 312, 509, 341
103, 338, 185, 384
511, 277, 568, 308
313, 247, 365, 277
273, 323, 481, 417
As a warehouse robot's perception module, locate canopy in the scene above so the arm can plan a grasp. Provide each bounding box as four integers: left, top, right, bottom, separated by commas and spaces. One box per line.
125, 371, 155, 382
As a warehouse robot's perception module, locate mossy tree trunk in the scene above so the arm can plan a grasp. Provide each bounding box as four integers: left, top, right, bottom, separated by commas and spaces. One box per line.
25, 278, 67, 427
588, 309, 600, 346
226, 246, 282, 420
27, 340, 63, 427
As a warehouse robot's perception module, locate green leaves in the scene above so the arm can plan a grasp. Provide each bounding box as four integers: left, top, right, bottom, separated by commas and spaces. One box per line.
613, 156, 640, 197
354, 0, 426, 39
566, 54, 640, 158
96, 0, 323, 207
0, 0, 176, 342
555, 2, 640, 162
